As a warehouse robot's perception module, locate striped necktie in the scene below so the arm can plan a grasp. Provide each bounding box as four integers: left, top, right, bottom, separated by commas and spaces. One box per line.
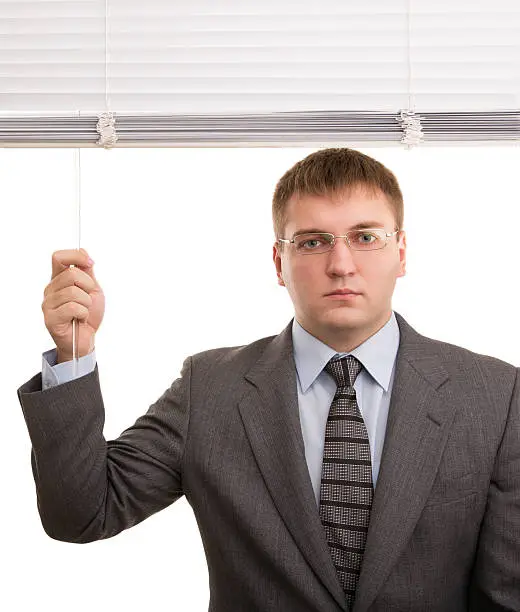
318, 355, 373, 610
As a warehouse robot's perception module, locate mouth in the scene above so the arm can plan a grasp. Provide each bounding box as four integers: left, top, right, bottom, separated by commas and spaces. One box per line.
325, 290, 361, 297
325, 293, 361, 302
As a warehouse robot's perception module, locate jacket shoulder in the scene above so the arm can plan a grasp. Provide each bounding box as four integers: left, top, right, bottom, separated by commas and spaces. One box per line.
409, 330, 518, 399
397, 312, 517, 375
188, 332, 278, 376
421, 332, 516, 371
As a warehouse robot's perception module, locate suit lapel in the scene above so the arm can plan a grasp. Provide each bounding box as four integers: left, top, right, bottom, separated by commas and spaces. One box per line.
353, 313, 460, 612
237, 313, 461, 612
237, 319, 346, 609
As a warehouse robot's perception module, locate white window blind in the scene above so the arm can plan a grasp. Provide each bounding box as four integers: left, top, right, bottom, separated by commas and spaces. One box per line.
1, 0, 519, 146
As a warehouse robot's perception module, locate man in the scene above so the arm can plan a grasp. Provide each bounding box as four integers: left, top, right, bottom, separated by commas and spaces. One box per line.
17, 148, 520, 611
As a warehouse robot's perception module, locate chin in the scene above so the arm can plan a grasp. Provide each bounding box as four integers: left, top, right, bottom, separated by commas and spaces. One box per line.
321, 308, 364, 327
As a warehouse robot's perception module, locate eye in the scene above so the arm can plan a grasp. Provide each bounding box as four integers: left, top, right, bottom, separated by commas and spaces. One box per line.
295, 233, 331, 251
351, 231, 380, 245
303, 238, 323, 249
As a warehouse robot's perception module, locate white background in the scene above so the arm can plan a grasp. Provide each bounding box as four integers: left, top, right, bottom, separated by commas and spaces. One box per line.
3, 145, 520, 611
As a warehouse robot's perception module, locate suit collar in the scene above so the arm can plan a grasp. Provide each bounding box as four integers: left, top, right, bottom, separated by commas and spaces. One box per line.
238, 311, 457, 611
292, 311, 400, 393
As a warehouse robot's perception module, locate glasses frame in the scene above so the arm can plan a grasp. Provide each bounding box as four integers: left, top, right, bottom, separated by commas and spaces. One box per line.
277, 228, 400, 255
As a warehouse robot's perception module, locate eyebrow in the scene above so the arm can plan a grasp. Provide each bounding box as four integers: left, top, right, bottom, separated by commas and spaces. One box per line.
292, 221, 386, 238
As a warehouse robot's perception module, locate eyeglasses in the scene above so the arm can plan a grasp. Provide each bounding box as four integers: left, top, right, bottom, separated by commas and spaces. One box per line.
277, 229, 400, 255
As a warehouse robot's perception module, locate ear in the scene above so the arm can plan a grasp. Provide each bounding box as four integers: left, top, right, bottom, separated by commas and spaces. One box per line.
273, 243, 285, 286
397, 230, 406, 277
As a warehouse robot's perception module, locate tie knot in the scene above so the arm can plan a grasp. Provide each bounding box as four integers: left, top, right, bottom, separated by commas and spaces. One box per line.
325, 355, 363, 388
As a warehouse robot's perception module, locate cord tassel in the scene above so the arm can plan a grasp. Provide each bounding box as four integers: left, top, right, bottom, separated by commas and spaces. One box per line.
399, 109, 423, 148
96, 112, 117, 148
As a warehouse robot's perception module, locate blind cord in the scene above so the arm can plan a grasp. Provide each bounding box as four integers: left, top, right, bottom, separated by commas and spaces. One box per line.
406, 0, 414, 112
71, 145, 82, 377
97, 0, 117, 148
400, 0, 423, 148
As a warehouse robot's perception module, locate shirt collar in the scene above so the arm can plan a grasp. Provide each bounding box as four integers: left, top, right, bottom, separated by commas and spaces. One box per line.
292, 311, 400, 393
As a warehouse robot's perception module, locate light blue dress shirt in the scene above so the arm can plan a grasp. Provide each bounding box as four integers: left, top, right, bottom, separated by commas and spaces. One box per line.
42, 345, 97, 390
292, 311, 400, 504
42, 311, 400, 506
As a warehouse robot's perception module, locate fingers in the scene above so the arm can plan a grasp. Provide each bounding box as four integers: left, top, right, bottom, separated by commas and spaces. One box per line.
45, 266, 96, 299
51, 248, 93, 281
45, 249, 97, 303
45, 284, 93, 313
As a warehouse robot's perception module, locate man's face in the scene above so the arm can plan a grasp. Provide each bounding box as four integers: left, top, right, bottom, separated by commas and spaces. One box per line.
272, 187, 406, 351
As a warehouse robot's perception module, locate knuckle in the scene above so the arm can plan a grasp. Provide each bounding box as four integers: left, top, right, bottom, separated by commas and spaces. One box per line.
65, 270, 76, 286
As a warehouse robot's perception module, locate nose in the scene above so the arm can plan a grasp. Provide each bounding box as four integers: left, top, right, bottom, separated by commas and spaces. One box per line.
325, 237, 358, 276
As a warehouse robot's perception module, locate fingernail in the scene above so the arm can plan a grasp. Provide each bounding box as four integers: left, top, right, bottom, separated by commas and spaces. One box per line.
88, 258, 94, 266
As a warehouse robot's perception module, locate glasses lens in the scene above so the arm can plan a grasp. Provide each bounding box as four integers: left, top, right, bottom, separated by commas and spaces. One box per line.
294, 233, 333, 254
348, 230, 385, 251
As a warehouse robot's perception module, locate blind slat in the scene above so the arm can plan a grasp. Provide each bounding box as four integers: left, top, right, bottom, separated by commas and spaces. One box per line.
1, 0, 519, 145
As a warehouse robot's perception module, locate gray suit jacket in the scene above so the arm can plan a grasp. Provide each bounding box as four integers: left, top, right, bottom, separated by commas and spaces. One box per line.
17, 312, 520, 611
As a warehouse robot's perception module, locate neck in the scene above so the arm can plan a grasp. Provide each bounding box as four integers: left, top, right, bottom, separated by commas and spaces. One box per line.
298, 310, 392, 353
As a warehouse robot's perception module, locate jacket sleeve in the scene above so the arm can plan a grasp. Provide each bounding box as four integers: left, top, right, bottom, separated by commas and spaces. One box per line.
468, 366, 520, 610
16, 355, 192, 543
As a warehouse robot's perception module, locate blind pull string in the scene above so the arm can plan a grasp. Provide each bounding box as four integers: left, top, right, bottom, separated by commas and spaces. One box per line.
97, 0, 117, 149
399, 0, 423, 148
71, 142, 82, 377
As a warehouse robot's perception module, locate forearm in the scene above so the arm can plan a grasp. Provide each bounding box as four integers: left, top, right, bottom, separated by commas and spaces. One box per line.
19, 358, 191, 543
28, 367, 115, 542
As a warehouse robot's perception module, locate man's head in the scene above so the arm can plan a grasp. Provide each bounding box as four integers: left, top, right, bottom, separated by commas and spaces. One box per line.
272, 148, 406, 352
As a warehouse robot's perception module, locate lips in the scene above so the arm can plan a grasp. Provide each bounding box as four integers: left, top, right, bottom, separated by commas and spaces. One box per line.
326, 290, 360, 296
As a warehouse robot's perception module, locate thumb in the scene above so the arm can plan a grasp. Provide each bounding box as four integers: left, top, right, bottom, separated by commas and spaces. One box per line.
79, 247, 94, 266
79, 247, 96, 276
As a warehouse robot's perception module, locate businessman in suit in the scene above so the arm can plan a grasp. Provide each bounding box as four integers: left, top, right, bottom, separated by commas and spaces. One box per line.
17, 148, 520, 611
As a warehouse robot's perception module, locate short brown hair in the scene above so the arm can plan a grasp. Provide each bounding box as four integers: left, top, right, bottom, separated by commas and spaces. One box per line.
272, 148, 404, 243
